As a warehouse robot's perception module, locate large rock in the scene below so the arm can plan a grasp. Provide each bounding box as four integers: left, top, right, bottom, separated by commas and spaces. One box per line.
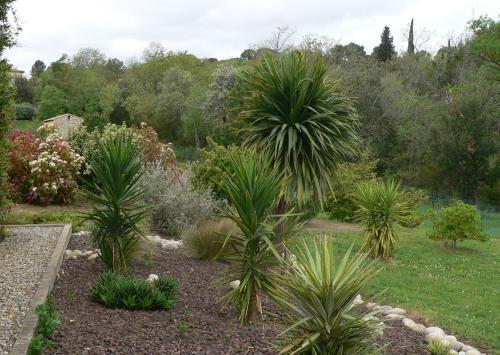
426, 326, 445, 336
427, 332, 445, 342
464, 350, 481, 355
449, 351, 458, 355
444, 335, 463, 351
230, 280, 240, 289
402, 318, 426, 333
386, 313, 405, 320
383, 307, 406, 315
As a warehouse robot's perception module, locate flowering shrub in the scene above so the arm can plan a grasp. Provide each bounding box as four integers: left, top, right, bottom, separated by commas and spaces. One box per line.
8, 129, 84, 205
8, 130, 37, 200
141, 162, 217, 237
69, 123, 175, 175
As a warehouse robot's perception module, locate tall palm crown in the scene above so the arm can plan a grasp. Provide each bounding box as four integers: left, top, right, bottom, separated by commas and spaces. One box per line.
239, 51, 359, 205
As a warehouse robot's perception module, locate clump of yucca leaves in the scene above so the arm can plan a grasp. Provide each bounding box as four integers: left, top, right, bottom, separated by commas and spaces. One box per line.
353, 179, 411, 259
91, 271, 176, 310
213, 153, 290, 325
83, 136, 149, 272
274, 236, 381, 354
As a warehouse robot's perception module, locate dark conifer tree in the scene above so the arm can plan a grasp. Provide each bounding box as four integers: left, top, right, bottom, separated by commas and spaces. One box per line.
408, 19, 415, 54
374, 26, 396, 62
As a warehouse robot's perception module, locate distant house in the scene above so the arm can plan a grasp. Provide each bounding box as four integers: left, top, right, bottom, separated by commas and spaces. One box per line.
43, 113, 83, 139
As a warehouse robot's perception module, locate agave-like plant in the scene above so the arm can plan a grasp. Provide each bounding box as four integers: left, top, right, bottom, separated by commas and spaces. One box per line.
83, 136, 148, 272
213, 153, 288, 325
353, 180, 410, 259
275, 236, 381, 354
239, 50, 359, 206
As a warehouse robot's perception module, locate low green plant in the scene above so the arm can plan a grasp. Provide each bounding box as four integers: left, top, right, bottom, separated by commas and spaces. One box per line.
90, 271, 177, 310
176, 320, 191, 335
354, 180, 411, 259
427, 201, 489, 248
3, 210, 86, 231
83, 136, 149, 272
274, 236, 380, 354
426, 338, 451, 355
27, 295, 59, 355
143, 251, 155, 269
182, 219, 239, 260
213, 153, 287, 325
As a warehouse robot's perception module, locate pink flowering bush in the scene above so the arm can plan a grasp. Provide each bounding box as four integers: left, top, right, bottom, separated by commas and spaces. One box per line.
8, 127, 84, 205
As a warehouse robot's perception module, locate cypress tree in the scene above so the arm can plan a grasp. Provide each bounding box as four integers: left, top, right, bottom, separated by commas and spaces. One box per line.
374, 26, 396, 62
408, 19, 415, 54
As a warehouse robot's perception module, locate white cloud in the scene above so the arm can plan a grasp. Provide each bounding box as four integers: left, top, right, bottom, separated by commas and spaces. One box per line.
5, 0, 499, 72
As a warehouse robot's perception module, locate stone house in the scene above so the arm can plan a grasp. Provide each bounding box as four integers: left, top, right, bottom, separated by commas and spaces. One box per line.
42, 113, 83, 139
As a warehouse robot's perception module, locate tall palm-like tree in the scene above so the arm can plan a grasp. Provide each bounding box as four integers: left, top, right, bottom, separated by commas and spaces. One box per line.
239, 51, 359, 207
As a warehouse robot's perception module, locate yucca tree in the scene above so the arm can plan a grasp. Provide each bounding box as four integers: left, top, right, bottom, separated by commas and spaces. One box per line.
275, 236, 380, 354
353, 180, 410, 259
213, 153, 289, 325
83, 136, 149, 272
239, 51, 359, 207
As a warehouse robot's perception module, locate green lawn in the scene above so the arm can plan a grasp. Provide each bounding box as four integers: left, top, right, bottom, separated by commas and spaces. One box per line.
296, 214, 500, 351
13, 119, 43, 131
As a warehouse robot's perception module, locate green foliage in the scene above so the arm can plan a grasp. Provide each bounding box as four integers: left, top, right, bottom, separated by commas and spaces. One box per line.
191, 138, 245, 200
27, 295, 59, 355
3, 210, 86, 232
83, 136, 148, 272
15, 102, 35, 120
373, 26, 396, 62
90, 271, 177, 310
239, 51, 359, 206
36, 85, 67, 120
213, 153, 286, 325
427, 201, 489, 248
324, 155, 378, 221
354, 180, 411, 259
275, 236, 380, 354
426, 338, 451, 355
182, 219, 239, 260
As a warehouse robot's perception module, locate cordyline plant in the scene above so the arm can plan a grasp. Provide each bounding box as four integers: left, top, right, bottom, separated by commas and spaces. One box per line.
82, 136, 149, 272
353, 180, 411, 259
213, 153, 291, 325
238, 50, 359, 208
274, 236, 381, 354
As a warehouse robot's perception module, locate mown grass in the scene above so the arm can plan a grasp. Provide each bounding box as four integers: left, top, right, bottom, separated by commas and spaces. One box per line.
296, 214, 500, 351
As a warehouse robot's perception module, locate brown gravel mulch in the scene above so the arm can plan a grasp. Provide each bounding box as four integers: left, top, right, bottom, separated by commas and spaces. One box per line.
47, 234, 427, 354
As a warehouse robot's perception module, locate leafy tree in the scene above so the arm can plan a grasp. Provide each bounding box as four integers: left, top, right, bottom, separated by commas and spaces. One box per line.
328, 42, 366, 64
240, 49, 257, 60
428, 201, 488, 248
373, 26, 396, 62
202, 64, 237, 126
239, 51, 359, 207
468, 15, 500, 75
14, 75, 35, 103
36, 85, 67, 119
30, 59, 46, 78
15, 102, 35, 120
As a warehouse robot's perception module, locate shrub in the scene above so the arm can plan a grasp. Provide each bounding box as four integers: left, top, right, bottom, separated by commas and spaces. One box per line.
141, 162, 216, 237
426, 338, 451, 355
213, 153, 287, 325
353, 180, 411, 259
8, 129, 84, 205
275, 236, 380, 354
15, 102, 36, 120
191, 138, 244, 200
3, 210, 86, 232
83, 136, 148, 272
90, 271, 176, 310
427, 201, 489, 248
324, 155, 378, 221
182, 219, 239, 260
7, 130, 37, 200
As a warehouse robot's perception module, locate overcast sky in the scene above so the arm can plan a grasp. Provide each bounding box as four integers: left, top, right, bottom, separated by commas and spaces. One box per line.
5, 0, 499, 73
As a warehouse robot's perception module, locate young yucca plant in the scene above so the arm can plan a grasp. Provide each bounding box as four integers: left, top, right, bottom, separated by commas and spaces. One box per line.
239, 50, 359, 206
353, 180, 410, 259
83, 136, 149, 272
275, 236, 381, 354
213, 153, 287, 325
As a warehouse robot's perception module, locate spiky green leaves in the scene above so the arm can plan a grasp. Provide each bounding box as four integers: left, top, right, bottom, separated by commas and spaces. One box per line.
239, 51, 359, 206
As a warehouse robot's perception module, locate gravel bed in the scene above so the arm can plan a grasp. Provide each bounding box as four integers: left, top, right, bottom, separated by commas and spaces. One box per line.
0, 226, 62, 355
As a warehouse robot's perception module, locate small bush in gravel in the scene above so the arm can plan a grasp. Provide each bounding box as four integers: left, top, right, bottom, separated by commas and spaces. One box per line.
182, 219, 239, 260
141, 161, 217, 237
428, 200, 489, 248
91, 271, 177, 310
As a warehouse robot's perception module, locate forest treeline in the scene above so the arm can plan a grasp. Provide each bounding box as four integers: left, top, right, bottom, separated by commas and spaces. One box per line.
11, 16, 500, 205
